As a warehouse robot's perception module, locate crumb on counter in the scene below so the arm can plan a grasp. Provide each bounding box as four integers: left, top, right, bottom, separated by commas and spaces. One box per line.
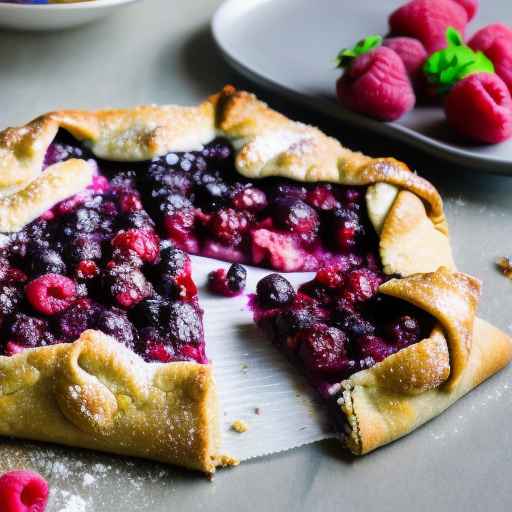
254, 407, 261, 415
231, 419, 249, 433
497, 257, 512, 279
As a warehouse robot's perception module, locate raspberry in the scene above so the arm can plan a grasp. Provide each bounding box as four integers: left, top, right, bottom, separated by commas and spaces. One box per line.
5, 267, 27, 285
25, 274, 76, 315
336, 47, 415, 121
452, 0, 478, 21
4, 341, 27, 356
231, 187, 268, 212
112, 228, 160, 263
358, 335, 395, 364
144, 341, 174, 363
180, 344, 204, 363
251, 229, 306, 272
382, 37, 427, 83
163, 209, 198, 253
272, 198, 319, 235
468, 23, 512, 53
315, 266, 343, 288
344, 268, 382, 302
481, 38, 512, 95
208, 208, 250, 246
118, 191, 142, 213
444, 73, 512, 144
305, 185, 337, 210
297, 324, 349, 374
76, 260, 99, 279
0, 470, 49, 512
389, 0, 468, 53
105, 264, 153, 308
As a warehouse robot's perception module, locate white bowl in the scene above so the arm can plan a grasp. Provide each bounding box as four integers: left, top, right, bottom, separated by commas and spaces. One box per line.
0, 0, 141, 31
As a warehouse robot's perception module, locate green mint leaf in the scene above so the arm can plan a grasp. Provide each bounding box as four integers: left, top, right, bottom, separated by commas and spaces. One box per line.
335, 34, 382, 68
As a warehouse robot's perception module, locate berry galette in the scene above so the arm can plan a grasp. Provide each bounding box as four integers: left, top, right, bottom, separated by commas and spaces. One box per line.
0, 86, 509, 472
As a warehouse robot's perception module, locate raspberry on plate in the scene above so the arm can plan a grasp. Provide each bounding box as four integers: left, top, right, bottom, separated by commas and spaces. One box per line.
383, 37, 428, 85
468, 23, 512, 53
452, 0, 478, 22
389, 0, 468, 53
444, 72, 512, 143
477, 37, 512, 95
336, 46, 415, 121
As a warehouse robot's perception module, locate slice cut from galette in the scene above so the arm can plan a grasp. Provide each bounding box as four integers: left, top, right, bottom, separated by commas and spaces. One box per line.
0, 86, 509, 472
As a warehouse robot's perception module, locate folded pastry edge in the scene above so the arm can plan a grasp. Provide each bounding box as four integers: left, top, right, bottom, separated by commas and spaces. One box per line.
340, 317, 512, 455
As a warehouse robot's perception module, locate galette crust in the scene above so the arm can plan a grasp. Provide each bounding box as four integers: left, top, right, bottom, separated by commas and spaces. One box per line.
340, 268, 512, 455
0, 330, 235, 474
342, 317, 512, 455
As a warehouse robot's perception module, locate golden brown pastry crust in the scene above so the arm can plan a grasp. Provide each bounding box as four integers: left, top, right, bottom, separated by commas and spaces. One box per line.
0, 86, 507, 464
0, 330, 234, 474
342, 317, 512, 455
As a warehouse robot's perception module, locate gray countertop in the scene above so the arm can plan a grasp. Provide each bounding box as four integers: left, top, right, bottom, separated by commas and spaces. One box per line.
0, 1, 511, 510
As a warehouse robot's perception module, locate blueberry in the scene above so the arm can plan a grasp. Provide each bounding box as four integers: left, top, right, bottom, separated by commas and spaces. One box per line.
256, 274, 295, 308
226, 263, 247, 292
110, 170, 137, 190
158, 193, 193, 216
117, 210, 155, 231
202, 139, 233, 162
151, 169, 193, 195
9, 313, 47, 347
57, 300, 99, 341
332, 310, 376, 338
62, 208, 101, 236
0, 285, 22, 315
166, 301, 203, 346
275, 306, 316, 336
95, 307, 136, 349
132, 297, 169, 328
157, 246, 190, 277
30, 249, 67, 276
65, 236, 102, 262
270, 183, 307, 201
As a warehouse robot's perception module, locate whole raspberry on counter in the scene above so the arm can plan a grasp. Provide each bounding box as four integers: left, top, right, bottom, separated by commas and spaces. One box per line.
0, 470, 49, 512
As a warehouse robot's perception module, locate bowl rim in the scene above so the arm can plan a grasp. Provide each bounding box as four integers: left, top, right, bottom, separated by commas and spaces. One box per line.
0, 0, 140, 10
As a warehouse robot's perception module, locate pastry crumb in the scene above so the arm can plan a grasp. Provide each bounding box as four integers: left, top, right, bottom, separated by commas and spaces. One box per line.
254, 407, 261, 415
231, 419, 249, 433
497, 257, 512, 279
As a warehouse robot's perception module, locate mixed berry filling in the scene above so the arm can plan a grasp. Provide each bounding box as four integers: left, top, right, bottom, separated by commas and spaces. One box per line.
252, 269, 434, 403
0, 131, 408, 370
0, 133, 205, 363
